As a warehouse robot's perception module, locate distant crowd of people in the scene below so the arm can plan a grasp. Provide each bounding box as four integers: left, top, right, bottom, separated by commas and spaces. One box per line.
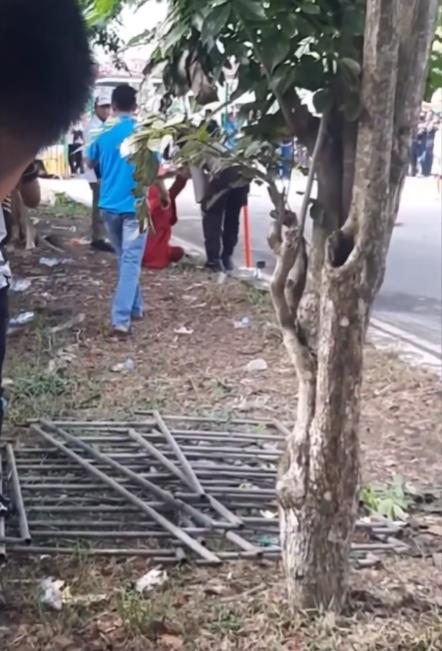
411, 109, 441, 184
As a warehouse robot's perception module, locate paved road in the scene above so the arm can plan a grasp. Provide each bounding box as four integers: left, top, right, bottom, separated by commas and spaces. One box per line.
174, 176, 442, 357
43, 176, 442, 360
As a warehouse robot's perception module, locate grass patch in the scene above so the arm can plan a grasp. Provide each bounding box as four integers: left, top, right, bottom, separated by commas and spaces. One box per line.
116, 589, 180, 638
244, 283, 270, 308
7, 366, 102, 425
38, 192, 89, 219
207, 606, 244, 634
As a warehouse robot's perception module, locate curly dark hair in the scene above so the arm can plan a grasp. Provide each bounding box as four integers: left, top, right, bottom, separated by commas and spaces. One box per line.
0, 0, 94, 147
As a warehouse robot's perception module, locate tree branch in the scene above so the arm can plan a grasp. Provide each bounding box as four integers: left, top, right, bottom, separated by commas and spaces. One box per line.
298, 114, 328, 237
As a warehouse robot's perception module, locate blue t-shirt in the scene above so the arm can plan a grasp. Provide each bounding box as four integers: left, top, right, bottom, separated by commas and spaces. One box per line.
88, 115, 138, 214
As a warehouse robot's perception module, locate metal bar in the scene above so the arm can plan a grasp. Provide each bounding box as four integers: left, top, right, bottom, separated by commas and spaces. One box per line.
28, 523, 210, 536
0, 450, 6, 562
29, 519, 132, 527
41, 420, 193, 510
130, 426, 244, 530
6, 444, 31, 544
171, 428, 284, 441
135, 411, 277, 425
271, 419, 292, 438
32, 424, 221, 564
128, 429, 189, 485
27, 505, 141, 513
9, 545, 178, 557
207, 496, 243, 528
27, 530, 208, 540
44, 420, 156, 428
177, 444, 279, 455
71, 431, 284, 444
153, 411, 204, 496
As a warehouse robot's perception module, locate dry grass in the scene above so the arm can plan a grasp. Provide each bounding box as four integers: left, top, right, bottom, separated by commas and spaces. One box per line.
0, 201, 440, 650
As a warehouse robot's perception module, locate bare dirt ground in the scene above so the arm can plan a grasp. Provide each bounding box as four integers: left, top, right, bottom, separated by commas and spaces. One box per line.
0, 197, 441, 650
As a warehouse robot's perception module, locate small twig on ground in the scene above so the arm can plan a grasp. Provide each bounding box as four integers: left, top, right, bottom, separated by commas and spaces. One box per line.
50, 313, 85, 334
219, 583, 267, 603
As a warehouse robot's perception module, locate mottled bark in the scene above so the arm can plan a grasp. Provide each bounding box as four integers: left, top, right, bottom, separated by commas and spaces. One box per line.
271, 0, 438, 611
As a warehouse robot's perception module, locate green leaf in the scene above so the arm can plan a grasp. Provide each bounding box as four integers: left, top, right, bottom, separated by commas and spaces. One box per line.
313, 88, 332, 113
339, 57, 361, 91
294, 55, 325, 91
235, 0, 267, 22
301, 3, 321, 15
340, 57, 361, 77
262, 36, 291, 72
272, 64, 297, 94
202, 3, 231, 43
83, 0, 120, 26
125, 28, 156, 50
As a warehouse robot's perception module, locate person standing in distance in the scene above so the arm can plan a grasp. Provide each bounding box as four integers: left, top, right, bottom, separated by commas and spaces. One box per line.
87, 85, 147, 336
84, 94, 113, 252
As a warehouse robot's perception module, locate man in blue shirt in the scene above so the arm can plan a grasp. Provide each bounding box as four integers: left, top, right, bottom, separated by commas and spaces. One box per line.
87, 85, 147, 335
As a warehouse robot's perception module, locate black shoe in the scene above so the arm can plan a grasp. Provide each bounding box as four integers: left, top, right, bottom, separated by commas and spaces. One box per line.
222, 255, 234, 272
205, 259, 224, 273
91, 239, 114, 253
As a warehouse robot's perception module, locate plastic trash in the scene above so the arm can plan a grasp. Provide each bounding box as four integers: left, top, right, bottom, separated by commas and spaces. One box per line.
258, 534, 279, 547
10, 278, 32, 293
9, 311, 35, 327
39, 578, 65, 611
135, 567, 168, 593
174, 327, 194, 335
260, 510, 277, 520
39, 577, 106, 610
234, 317, 252, 329
39, 257, 73, 267
245, 358, 268, 373
111, 358, 136, 373
39, 257, 61, 268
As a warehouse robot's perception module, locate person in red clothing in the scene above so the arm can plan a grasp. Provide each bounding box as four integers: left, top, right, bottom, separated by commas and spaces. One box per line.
143, 175, 187, 269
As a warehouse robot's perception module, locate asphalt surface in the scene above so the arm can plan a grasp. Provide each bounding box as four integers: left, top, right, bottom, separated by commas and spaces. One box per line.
174, 176, 442, 358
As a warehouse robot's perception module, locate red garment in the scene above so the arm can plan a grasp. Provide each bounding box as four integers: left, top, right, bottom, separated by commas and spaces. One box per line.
143, 176, 187, 269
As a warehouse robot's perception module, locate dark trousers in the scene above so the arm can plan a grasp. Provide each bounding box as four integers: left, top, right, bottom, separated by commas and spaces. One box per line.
0, 287, 8, 435
89, 182, 107, 242
202, 187, 248, 264
68, 145, 84, 175
422, 147, 434, 177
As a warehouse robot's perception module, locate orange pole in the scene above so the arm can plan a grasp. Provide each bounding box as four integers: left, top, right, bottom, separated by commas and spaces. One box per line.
242, 204, 253, 268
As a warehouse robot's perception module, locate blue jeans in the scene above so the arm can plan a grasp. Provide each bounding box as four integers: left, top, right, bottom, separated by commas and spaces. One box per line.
101, 211, 147, 327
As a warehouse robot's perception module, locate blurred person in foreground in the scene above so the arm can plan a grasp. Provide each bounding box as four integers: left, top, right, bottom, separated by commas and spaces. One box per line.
84, 94, 113, 252
87, 85, 148, 336
0, 0, 93, 451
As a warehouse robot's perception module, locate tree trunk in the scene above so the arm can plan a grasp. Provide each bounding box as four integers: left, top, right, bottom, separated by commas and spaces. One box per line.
274, 0, 438, 611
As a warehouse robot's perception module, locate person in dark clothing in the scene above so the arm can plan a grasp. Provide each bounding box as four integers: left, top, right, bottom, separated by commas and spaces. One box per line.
411, 115, 428, 176
200, 165, 249, 272
202, 185, 248, 271
0, 0, 93, 452
422, 121, 437, 177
